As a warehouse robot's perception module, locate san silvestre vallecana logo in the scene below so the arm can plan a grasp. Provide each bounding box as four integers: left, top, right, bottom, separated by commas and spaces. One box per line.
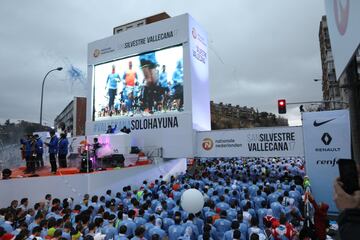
192, 27, 197, 39
334, 0, 350, 35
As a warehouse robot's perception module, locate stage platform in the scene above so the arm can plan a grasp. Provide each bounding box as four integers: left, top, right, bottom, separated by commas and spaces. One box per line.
8, 158, 152, 178
0, 158, 187, 208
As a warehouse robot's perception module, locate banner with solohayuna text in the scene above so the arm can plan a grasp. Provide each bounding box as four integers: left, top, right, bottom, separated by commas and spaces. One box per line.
302, 109, 351, 213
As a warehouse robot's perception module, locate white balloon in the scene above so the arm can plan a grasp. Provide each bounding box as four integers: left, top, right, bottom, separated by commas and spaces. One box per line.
181, 188, 204, 213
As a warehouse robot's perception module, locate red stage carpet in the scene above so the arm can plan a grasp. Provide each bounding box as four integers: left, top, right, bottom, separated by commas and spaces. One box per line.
8, 159, 152, 179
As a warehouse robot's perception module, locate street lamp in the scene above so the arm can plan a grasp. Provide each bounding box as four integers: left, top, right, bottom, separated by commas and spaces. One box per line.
40, 67, 63, 125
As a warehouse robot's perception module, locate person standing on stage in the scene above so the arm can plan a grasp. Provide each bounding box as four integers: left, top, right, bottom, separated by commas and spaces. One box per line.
105, 65, 121, 114
58, 133, 69, 168
106, 124, 117, 134
34, 134, 44, 169
20, 134, 35, 174
45, 130, 58, 174
92, 137, 102, 168
30, 135, 37, 172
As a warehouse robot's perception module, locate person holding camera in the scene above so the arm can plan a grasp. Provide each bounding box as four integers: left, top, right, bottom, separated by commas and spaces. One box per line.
20, 134, 35, 174
333, 163, 360, 239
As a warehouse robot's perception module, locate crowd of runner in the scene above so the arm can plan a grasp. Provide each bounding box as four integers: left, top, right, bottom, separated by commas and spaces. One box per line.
0, 157, 332, 240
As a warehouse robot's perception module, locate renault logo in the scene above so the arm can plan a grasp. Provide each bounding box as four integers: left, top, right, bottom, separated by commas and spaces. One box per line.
321, 133, 332, 145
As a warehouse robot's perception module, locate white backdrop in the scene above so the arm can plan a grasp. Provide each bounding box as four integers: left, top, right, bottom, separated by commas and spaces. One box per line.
303, 110, 351, 213
68, 133, 131, 156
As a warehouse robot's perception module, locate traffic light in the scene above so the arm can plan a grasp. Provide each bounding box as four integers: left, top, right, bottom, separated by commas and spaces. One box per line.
278, 99, 286, 114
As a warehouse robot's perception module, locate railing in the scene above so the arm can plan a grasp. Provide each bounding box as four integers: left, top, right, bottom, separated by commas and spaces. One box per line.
141, 146, 163, 163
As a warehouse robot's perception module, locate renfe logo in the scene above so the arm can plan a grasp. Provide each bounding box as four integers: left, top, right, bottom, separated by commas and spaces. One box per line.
202, 138, 213, 151
333, 0, 350, 36
317, 158, 337, 167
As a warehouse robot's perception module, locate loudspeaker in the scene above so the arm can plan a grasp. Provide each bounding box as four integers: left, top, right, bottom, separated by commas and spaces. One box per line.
130, 146, 140, 154
80, 157, 93, 173
112, 154, 125, 168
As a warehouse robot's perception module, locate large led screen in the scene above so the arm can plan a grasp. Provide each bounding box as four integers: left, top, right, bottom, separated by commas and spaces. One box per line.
93, 45, 184, 121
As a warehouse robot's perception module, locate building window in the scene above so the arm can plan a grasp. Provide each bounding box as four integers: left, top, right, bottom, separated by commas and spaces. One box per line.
328, 61, 334, 70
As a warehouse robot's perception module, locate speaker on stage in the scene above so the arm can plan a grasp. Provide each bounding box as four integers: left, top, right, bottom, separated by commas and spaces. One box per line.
80, 154, 93, 173
112, 154, 125, 168
130, 146, 140, 154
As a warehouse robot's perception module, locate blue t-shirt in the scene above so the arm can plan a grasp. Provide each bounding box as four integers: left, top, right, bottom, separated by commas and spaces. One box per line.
159, 72, 168, 88
172, 68, 183, 86
107, 73, 121, 89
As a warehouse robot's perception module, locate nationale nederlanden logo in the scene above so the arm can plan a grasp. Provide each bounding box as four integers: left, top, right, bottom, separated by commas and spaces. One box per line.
334, 0, 350, 36
93, 49, 101, 58
202, 138, 213, 151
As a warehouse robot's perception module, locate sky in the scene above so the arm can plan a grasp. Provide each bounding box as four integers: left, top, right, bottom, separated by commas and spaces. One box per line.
0, 0, 325, 126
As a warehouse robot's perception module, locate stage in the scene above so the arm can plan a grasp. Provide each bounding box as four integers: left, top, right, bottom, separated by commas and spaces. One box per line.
0, 158, 187, 208
8, 156, 151, 179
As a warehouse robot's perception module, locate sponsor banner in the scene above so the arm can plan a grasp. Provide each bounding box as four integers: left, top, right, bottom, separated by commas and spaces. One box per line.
88, 114, 182, 134
303, 109, 351, 212
86, 113, 194, 158
325, 0, 360, 78
88, 14, 189, 65
188, 15, 211, 131
196, 127, 303, 158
